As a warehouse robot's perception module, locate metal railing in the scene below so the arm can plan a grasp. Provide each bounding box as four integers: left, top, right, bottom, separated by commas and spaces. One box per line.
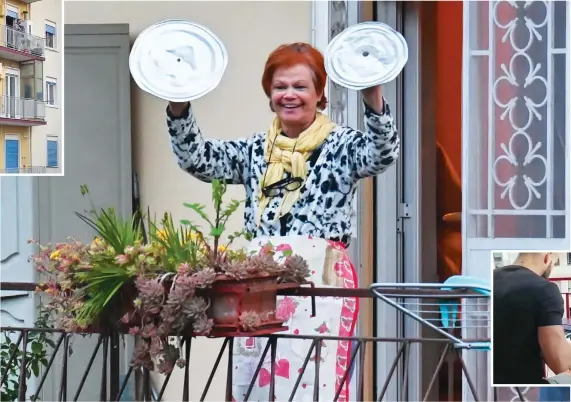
0, 95, 46, 120
0, 282, 534, 401
0, 24, 44, 57
0, 166, 48, 174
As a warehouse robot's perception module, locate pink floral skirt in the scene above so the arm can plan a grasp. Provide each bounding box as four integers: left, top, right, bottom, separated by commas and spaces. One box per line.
232, 236, 359, 402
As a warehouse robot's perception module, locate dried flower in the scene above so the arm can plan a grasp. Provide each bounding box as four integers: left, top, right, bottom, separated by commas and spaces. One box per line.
239, 311, 262, 331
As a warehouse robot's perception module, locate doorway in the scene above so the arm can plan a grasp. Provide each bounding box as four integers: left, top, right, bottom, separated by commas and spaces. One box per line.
5, 134, 20, 171
5, 69, 20, 118
5, 6, 19, 48
395, 1, 464, 401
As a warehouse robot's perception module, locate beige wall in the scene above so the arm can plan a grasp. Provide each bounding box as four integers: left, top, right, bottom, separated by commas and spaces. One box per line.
65, 1, 312, 399
30, 0, 63, 172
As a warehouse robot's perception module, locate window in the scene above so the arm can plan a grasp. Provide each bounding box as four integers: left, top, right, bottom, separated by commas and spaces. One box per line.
46, 78, 56, 106
567, 253, 571, 266
464, 1, 570, 248
46, 136, 58, 167
45, 22, 56, 49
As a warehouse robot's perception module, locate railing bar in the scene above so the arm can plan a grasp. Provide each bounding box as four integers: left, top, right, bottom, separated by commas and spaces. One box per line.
377, 342, 405, 402
18, 330, 29, 402
156, 338, 188, 401
142, 367, 151, 401
0, 282, 490, 298
199, 338, 229, 401
100, 335, 109, 401
32, 332, 66, 401
333, 340, 361, 401
312, 339, 322, 402
269, 337, 277, 402
243, 339, 272, 402
58, 334, 69, 402
288, 340, 317, 402
0, 331, 24, 386
422, 344, 450, 402
73, 334, 104, 401
157, 366, 174, 401
401, 342, 410, 401
182, 337, 192, 402
0, 326, 490, 344
224, 338, 234, 402
357, 341, 366, 402
114, 364, 134, 401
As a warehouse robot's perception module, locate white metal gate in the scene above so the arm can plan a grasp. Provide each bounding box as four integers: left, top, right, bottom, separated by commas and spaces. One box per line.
462, 1, 571, 400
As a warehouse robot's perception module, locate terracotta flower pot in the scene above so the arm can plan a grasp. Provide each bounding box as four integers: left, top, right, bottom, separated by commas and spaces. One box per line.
199, 273, 290, 337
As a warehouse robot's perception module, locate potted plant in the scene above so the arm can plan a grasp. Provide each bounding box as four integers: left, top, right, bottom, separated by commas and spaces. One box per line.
31, 180, 310, 373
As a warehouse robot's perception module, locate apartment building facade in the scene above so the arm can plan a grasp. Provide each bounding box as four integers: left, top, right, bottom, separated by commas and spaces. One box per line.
0, 0, 61, 174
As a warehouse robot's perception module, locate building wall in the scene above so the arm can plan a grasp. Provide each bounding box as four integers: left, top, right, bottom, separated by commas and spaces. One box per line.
29, 0, 62, 172
65, 1, 312, 399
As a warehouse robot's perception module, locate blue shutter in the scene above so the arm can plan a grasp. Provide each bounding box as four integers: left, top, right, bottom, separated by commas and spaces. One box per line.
7, 10, 18, 19
47, 140, 58, 167
45, 24, 56, 35
5, 139, 19, 172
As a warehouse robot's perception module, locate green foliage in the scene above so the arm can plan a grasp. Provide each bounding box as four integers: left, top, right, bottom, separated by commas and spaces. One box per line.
182, 179, 246, 252
0, 307, 54, 401
76, 185, 143, 254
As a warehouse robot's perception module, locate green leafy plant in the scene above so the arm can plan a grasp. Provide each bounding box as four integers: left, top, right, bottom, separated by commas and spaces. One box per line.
31, 179, 311, 375
0, 307, 54, 401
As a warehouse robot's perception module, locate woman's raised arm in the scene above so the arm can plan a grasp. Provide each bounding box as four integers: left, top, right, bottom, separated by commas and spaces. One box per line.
167, 102, 251, 184
345, 88, 400, 180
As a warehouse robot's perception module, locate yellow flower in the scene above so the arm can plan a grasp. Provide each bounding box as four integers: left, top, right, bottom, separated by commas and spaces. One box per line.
50, 250, 61, 260
218, 245, 227, 253
156, 230, 167, 241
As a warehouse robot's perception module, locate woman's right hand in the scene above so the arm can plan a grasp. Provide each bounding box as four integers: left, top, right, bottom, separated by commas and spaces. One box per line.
168, 102, 189, 117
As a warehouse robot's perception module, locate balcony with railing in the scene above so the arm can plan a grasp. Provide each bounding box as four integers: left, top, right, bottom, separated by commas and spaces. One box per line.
0, 25, 45, 61
0, 94, 46, 126
0, 281, 539, 402
0, 166, 48, 174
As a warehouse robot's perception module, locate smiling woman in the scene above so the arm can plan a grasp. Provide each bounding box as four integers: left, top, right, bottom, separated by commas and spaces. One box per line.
166, 41, 400, 401
166, 41, 399, 242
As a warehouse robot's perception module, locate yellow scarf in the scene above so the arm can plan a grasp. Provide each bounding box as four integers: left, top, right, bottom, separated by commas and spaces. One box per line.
257, 112, 336, 225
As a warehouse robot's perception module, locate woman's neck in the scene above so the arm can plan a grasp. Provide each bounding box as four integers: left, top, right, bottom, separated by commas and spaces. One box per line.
280, 116, 316, 138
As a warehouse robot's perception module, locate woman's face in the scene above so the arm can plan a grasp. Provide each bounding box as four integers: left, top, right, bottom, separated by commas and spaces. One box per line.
270, 64, 322, 130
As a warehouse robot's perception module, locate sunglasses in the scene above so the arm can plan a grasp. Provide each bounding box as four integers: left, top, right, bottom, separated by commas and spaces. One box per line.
262, 176, 303, 198
261, 137, 302, 198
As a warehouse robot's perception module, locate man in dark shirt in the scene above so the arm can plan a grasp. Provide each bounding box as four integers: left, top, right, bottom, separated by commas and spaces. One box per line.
493, 252, 571, 385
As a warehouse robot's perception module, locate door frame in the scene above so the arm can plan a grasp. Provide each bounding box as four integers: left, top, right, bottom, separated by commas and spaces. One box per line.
5, 134, 21, 170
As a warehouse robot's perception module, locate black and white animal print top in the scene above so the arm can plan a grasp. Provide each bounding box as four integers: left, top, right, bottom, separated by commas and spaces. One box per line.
166, 100, 399, 245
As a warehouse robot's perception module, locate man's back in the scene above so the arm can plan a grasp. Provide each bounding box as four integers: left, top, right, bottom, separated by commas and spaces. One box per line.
493, 265, 563, 385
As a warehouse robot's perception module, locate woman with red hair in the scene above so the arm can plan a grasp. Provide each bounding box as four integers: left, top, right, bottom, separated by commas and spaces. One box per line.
167, 42, 398, 240
167, 42, 399, 400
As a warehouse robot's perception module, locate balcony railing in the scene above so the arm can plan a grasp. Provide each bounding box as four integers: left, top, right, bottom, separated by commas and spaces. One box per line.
0, 95, 45, 121
0, 281, 539, 402
0, 24, 44, 58
0, 166, 47, 174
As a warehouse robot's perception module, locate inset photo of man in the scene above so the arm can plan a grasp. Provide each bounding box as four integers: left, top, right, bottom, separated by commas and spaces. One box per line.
492, 252, 571, 401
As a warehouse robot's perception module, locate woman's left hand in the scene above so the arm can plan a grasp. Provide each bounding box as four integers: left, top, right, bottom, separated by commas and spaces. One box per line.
361, 85, 384, 114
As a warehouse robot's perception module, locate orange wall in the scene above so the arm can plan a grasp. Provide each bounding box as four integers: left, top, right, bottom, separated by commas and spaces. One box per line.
435, 1, 463, 175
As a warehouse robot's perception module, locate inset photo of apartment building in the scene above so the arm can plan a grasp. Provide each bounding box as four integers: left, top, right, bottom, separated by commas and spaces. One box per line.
0, 0, 61, 175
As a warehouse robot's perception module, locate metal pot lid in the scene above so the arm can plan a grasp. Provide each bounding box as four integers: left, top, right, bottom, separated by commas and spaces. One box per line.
325, 22, 408, 90
129, 19, 228, 102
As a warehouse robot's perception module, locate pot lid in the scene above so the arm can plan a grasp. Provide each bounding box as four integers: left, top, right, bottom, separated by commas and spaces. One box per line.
129, 19, 228, 102
325, 22, 408, 90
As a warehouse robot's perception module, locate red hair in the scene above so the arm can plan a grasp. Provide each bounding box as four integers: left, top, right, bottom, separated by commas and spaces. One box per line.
262, 42, 328, 110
